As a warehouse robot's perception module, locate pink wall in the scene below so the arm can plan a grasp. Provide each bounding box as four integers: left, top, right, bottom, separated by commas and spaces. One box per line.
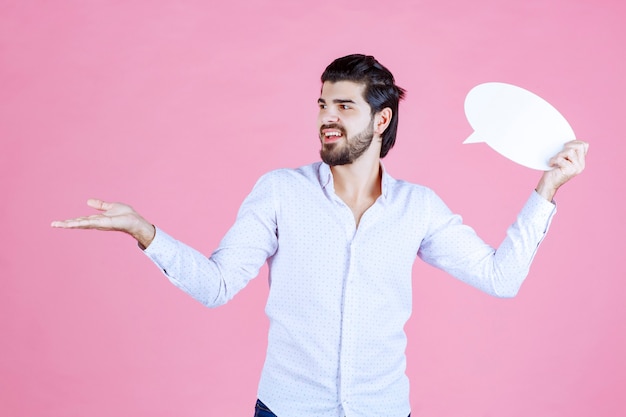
2, 0, 624, 416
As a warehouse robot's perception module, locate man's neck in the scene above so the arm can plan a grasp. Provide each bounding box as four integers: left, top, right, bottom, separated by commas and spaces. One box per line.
330, 150, 382, 204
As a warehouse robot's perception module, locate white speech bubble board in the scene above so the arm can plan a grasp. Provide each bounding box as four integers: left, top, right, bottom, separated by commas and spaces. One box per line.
464, 82, 575, 171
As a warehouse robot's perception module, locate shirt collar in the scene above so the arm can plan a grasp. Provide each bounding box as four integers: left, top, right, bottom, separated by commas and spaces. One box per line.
318, 162, 392, 201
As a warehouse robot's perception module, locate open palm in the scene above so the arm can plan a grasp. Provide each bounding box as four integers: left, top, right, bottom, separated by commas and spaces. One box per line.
51, 199, 155, 247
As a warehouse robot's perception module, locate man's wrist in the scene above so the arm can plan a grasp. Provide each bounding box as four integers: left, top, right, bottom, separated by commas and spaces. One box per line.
132, 220, 156, 250
535, 181, 557, 202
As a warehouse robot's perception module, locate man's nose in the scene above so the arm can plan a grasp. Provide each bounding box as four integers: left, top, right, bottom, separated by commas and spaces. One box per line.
320, 108, 339, 124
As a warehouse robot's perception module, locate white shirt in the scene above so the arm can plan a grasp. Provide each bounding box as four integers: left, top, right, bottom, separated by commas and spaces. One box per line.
144, 162, 556, 417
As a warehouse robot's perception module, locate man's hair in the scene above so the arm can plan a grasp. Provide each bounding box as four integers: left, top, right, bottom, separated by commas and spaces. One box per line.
321, 54, 406, 158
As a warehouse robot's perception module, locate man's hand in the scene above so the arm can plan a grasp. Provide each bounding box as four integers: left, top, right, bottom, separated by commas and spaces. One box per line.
51, 199, 156, 249
535, 140, 589, 201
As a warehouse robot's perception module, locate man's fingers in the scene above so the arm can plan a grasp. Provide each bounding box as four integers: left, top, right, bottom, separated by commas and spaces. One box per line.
564, 148, 579, 166
51, 199, 113, 228
552, 141, 588, 169
549, 155, 568, 170
568, 143, 586, 172
87, 198, 112, 211
51, 215, 103, 229
549, 148, 585, 179
582, 141, 590, 155
50, 219, 85, 228
537, 140, 588, 200
564, 140, 589, 160
51, 199, 136, 232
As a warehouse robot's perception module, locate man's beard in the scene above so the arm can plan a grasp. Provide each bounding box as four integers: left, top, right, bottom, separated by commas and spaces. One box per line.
319, 120, 375, 166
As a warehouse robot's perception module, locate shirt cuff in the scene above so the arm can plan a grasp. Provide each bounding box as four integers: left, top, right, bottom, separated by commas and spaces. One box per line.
141, 226, 179, 271
524, 190, 557, 233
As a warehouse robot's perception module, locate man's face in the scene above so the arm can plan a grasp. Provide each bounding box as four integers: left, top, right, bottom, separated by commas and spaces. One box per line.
318, 81, 376, 166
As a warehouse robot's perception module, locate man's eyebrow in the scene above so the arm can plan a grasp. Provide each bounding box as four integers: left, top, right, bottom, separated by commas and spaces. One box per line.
317, 98, 357, 104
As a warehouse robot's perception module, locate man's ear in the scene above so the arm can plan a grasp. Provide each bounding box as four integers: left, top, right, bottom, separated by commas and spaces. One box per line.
374, 108, 392, 135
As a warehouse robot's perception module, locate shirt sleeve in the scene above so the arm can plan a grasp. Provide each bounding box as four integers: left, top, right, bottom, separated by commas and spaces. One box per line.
142, 173, 279, 307
418, 190, 556, 297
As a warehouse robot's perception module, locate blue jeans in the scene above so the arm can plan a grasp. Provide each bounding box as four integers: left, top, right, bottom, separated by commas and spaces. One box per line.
254, 399, 277, 417
254, 399, 410, 416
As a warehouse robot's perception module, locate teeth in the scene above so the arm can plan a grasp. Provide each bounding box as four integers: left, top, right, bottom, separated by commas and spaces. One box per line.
325, 132, 341, 137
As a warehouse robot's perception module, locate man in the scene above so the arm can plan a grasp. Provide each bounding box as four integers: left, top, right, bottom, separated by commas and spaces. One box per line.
52, 54, 588, 417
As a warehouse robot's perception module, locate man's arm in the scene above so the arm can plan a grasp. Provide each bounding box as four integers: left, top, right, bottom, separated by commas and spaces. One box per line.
418, 139, 589, 297
51, 172, 279, 307
51, 199, 156, 249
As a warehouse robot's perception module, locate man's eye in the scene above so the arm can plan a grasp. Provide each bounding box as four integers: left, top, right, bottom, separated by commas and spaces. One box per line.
319, 104, 327, 109
340, 105, 350, 110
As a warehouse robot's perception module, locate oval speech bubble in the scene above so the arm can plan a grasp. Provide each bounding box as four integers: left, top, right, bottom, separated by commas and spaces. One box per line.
464, 82, 575, 171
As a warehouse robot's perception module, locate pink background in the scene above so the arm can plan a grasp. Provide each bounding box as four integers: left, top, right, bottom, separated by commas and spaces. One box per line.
2, 1, 625, 416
